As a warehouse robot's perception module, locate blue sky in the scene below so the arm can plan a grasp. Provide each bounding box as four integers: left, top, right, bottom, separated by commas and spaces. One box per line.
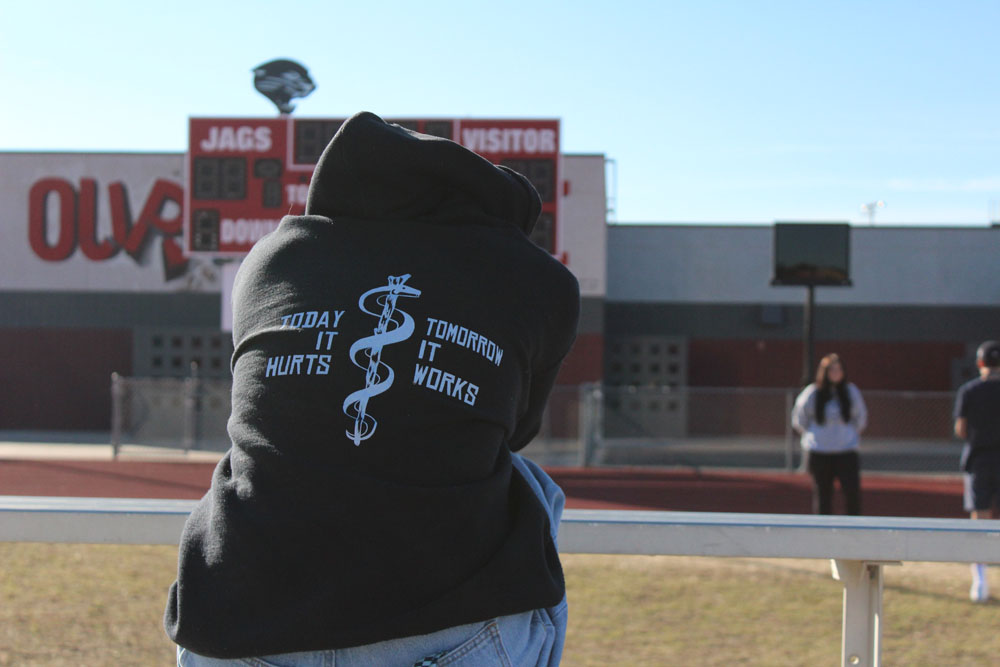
3, 0, 999, 225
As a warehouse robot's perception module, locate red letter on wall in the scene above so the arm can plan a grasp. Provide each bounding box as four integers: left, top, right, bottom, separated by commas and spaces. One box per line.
141, 179, 187, 275
28, 179, 77, 261
78, 178, 118, 261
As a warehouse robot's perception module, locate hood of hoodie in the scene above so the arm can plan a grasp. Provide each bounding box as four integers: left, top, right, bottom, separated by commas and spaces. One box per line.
304, 111, 542, 234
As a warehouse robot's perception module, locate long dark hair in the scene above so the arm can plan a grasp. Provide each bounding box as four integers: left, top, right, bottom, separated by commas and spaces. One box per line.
814, 353, 851, 425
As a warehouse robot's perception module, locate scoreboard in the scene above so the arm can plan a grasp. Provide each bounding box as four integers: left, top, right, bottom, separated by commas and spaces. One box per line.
185, 116, 561, 257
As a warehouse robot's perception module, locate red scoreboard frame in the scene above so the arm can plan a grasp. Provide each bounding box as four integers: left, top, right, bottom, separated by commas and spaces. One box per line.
185, 116, 560, 257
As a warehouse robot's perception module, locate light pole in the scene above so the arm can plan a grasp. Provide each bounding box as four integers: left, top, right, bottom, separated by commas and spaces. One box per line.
860, 200, 885, 226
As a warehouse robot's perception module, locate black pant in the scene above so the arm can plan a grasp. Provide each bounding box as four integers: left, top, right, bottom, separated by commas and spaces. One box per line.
807, 450, 861, 515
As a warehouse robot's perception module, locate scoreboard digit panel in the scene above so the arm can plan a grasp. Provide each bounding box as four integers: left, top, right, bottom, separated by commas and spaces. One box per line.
187, 117, 304, 255
294, 120, 343, 165
186, 117, 560, 256
457, 119, 560, 256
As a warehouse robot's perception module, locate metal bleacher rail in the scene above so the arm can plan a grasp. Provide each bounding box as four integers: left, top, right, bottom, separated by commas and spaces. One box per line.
1, 496, 997, 667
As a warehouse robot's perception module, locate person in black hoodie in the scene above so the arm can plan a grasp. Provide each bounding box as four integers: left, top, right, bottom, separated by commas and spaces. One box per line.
166, 112, 580, 666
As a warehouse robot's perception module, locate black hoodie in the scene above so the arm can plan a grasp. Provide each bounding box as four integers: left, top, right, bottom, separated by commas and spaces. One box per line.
164, 112, 580, 657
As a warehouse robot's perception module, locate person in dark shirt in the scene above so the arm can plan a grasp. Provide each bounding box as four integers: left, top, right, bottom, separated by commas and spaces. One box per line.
953, 340, 1000, 603
166, 112, 579, 665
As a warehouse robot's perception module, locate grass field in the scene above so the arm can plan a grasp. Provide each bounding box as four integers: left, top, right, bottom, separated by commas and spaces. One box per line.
1, 544, 998, 666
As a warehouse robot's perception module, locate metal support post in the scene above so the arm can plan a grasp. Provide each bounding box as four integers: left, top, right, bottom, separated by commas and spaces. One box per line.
831, 559, 900, 667
801, 284, 816, 386
110, 373, 123, 459
784, 389, 795, 471
182, 362, 200, 453
578, 383, 602, 467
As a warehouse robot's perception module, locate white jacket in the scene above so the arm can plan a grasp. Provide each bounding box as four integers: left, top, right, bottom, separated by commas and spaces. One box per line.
791, 383, 867, 453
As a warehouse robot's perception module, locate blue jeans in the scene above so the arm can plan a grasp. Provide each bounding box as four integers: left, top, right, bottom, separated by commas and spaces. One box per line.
177, 454, 567, 667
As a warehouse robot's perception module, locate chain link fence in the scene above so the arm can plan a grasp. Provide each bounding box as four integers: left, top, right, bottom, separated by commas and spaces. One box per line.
586, 385, 961, 473
110, 370, 231, 457
110, 375, 964, 474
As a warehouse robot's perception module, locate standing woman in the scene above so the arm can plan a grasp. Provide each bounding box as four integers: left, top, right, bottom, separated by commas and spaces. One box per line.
792, 354, 868, 515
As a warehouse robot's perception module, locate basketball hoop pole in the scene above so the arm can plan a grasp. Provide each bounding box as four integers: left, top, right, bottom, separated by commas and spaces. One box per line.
801, 285, 815, 386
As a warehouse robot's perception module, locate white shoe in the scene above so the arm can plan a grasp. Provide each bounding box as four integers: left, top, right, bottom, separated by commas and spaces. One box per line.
971, 563, 989, 603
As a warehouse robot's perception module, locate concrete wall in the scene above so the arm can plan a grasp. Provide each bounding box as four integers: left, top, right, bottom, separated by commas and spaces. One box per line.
0, 151, 608, 429
606, 224, 1000, 391
608, 224, 1000, 306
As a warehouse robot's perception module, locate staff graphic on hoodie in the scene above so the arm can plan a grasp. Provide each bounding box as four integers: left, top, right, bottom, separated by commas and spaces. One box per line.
343, 273, 421, 445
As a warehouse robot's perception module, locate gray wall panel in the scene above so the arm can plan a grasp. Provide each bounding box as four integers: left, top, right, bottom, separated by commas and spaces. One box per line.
2, 291, 602, 337
606, 302, 1000, 342
579, 297, 604, 335
0, 292, 221, 328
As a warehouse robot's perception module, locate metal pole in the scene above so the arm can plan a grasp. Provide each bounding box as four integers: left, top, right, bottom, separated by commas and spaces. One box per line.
784, 389, 795, 472
832, 559, 899, 667
578, 383, 602, 467
182, 362, 199, 453
802, 285, 816, 386
110, 373, 122, 460
578, 384, 590, 467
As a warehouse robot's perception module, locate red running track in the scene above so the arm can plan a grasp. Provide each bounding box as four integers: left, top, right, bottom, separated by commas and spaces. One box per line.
0, 459, 966, 518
